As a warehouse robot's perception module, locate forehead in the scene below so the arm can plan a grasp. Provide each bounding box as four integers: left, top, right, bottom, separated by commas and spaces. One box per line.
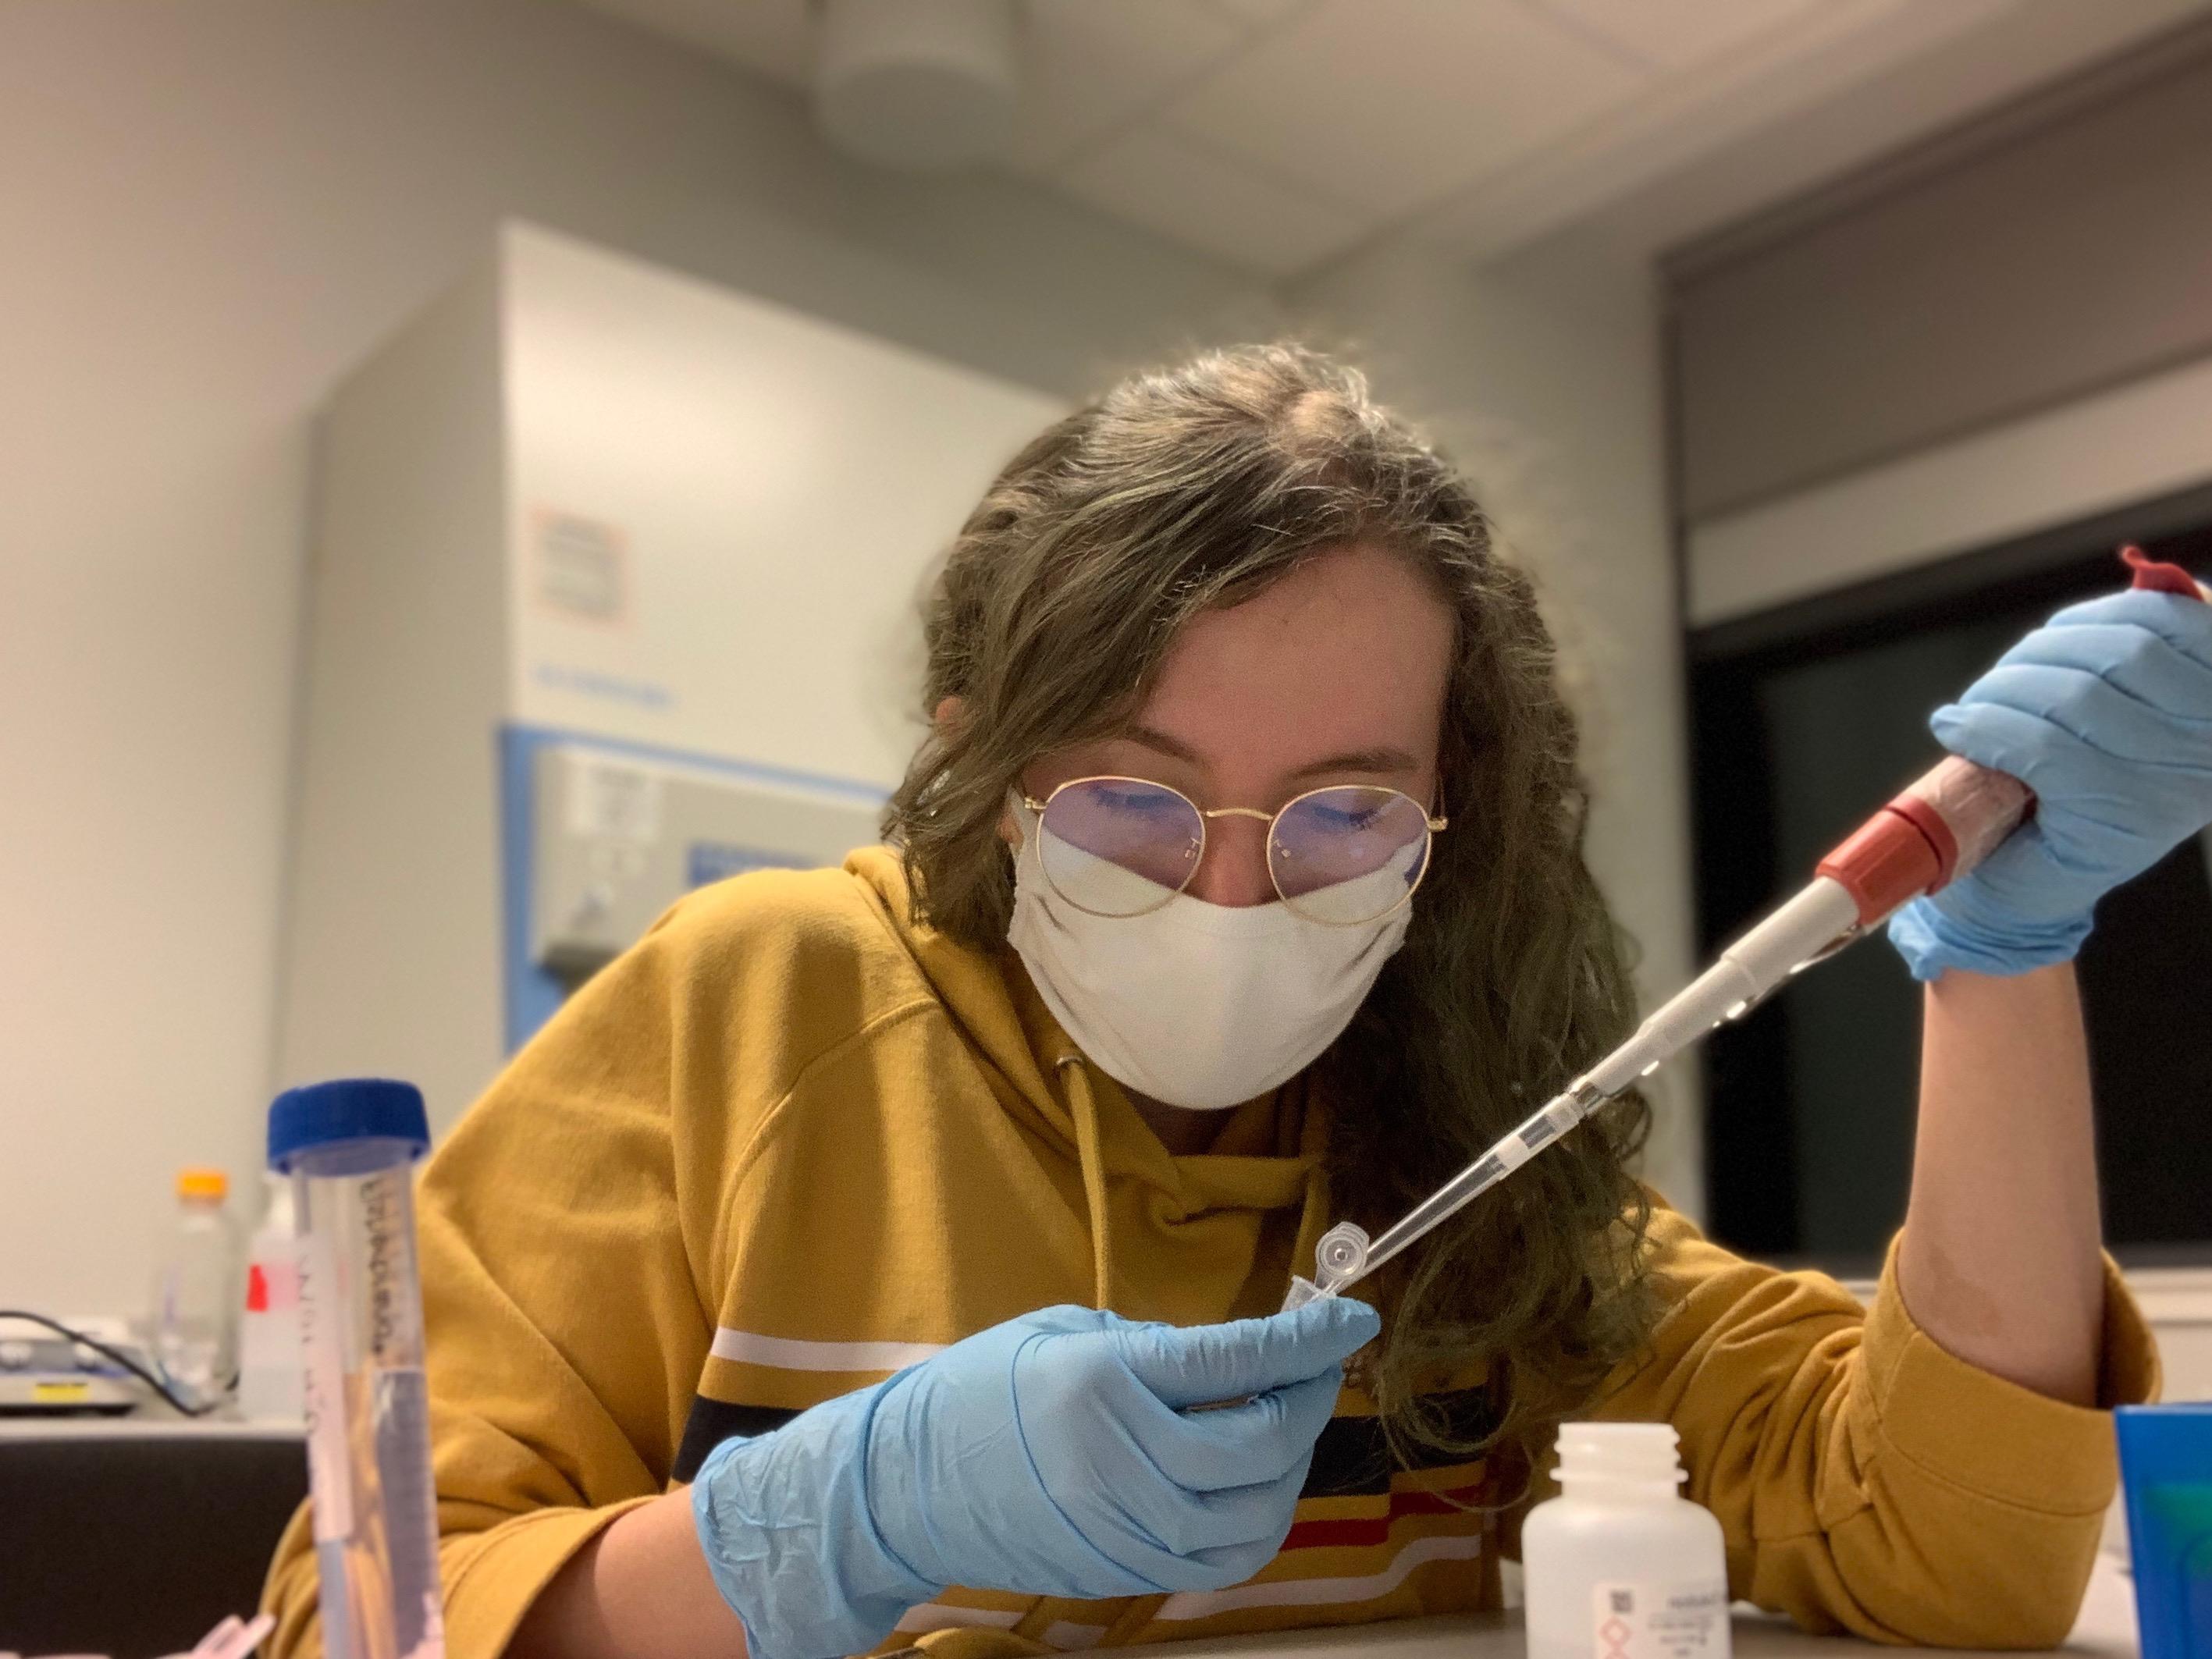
1135, 543, 1454, 765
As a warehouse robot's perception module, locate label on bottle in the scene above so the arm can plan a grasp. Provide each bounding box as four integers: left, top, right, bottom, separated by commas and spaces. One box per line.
1591, 1580, 1730, 1659
296, 1234, 354, 1544
249, 1251, 301, 1313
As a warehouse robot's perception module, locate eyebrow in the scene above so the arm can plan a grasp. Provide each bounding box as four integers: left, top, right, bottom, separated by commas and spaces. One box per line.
1122, 723, 1204, 763
1287, 746, 1424, 780
1120, 723, 1422, 780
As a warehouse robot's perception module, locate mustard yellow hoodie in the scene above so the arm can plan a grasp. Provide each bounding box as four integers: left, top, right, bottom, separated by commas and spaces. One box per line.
263, 850, 2157, 1656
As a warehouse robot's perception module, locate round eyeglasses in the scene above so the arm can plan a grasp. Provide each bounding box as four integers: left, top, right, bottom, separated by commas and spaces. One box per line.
1020, 776, 1447, 925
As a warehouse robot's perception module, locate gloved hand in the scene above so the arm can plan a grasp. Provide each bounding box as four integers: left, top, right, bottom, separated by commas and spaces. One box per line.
1889, 588, 2212, 980
692, 1296, 1379, 1659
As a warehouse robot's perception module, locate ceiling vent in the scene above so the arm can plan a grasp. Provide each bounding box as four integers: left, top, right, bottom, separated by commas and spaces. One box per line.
814, 0, 1019, 172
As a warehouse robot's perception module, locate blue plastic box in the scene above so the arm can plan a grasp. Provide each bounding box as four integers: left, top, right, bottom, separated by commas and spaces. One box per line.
2118, 1404, 2212, 1657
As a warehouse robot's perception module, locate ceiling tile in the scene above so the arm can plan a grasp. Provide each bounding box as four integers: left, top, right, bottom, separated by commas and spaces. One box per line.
581, 0, 813, 83
1532, 0, 1826, 70
1159, 0, 1648, 218
1009, 0, 1243, 173
1061, 129, 1374, 275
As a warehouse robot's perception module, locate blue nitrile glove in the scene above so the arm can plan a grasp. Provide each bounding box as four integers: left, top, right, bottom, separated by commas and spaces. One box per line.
1888, 588, 2212, 980
691, 1296, 1379, 1659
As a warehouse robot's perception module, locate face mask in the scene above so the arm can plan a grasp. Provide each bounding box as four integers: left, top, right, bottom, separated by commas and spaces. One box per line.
1006, 799, 1414, 1112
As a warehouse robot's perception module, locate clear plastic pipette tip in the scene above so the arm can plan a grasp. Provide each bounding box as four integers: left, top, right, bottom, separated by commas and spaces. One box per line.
1283, 876, 1865, 1313
1281, 1085, 1596, 1310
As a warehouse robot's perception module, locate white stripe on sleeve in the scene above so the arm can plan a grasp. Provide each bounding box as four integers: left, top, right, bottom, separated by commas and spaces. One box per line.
709, 1327, 948, 1373
1153, 1531, 1484, 1621
894, 1604, 1024, 1636
1041, 1621, 1108, 1650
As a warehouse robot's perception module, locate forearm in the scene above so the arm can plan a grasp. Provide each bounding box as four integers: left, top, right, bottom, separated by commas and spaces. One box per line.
507, 1490, 745, 1659
1898, 961, 2104, 1405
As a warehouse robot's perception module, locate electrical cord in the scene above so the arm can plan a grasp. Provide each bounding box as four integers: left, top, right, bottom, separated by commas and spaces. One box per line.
0, 1307, 223, 1417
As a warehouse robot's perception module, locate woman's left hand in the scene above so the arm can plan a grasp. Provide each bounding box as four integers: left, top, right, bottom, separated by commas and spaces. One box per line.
1889, 586, 2212, 981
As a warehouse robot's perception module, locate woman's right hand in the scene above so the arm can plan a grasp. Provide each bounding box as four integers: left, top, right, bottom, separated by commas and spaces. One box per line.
692, 1297, 1379, 1659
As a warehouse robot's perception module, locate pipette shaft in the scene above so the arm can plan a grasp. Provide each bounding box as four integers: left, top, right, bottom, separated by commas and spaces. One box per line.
1287, 548, 2207, 1309
1292, 876, 1864, 1304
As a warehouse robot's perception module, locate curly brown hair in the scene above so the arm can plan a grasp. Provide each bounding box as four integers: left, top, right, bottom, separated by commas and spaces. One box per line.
883, 343, 1659, 1481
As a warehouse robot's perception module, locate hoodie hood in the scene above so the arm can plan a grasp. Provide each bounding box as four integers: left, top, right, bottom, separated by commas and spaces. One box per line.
847, 846, 1334, 1316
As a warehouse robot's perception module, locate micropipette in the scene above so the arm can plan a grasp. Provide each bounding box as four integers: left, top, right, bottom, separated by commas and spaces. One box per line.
1285, 547, 2209, 1311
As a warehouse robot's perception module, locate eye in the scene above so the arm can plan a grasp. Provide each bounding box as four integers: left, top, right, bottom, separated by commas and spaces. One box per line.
1094, 784, 1180, 815
1307, 801, 1384, 832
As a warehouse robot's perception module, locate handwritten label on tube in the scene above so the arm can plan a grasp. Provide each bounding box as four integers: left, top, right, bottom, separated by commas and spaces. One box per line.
297, 1233, 354, 1544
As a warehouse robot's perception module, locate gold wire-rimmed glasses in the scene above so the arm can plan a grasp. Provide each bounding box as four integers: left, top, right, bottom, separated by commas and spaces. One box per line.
1020, 775, 1447, 925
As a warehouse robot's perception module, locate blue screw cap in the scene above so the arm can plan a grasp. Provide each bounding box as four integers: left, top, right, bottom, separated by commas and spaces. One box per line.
268, 1078, 430, 1173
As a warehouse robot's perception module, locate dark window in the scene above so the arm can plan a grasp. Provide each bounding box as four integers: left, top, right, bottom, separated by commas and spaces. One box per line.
1691, 500, 2212, 1275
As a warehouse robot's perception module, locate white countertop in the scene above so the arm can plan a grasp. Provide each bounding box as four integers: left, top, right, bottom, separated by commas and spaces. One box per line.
1134, 1557, 2137, 1659
0, 1418, 2142, 1657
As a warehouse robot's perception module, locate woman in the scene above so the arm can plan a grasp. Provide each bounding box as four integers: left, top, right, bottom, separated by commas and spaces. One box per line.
266, 345, 2201, 1657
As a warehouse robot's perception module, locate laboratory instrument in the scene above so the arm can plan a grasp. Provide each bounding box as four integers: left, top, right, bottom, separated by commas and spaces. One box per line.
1521, 1423, 1729, 1659
2116, 1403, 2212, 1659
283, 224, 1065, 1131
271, 1077, 445, 1659
0, 1311, 160, 1413
151, 1167, 242, 1405
1288, 547, 2211, 1309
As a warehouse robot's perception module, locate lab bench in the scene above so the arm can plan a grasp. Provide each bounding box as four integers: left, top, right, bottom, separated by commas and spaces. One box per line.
0, 1416, 2141, 1658
0, 1416, 306, 1657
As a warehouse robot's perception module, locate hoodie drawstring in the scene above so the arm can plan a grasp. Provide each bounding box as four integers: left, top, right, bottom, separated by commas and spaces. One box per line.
1290, 1159, 1332, 1295
1057, 1054, 1118, 1314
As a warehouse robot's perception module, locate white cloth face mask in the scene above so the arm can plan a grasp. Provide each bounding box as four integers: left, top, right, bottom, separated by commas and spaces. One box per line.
1006, 797, 1414, 1112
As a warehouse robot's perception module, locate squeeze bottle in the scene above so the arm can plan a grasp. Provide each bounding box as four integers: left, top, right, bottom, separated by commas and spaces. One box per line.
270, 1078, 446, 1659
237, 1172, 306, 1423
1523, 1423, 1730, 1659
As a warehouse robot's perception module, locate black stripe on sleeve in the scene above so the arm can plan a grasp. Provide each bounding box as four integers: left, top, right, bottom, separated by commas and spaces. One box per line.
1300, 1385, 1499, 1498
673, 1385, 1495, 1491
674, 1397, 802, 1483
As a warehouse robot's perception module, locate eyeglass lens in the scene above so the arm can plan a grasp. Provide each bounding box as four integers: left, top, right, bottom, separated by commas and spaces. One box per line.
1036, 778, 1430, 923
1271, 787, 1431, 923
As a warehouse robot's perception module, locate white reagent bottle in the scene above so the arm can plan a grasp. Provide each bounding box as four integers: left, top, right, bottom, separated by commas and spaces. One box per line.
1522, 1422, 1730, 1659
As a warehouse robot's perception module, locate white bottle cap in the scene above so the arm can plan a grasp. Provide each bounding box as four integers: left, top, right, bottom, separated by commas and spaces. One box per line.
1554, 1421, 1687, 1490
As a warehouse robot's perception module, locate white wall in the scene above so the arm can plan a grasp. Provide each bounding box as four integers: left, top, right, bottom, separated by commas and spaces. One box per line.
1291, 231, 1701, 1214
0, 0, 1275, 1318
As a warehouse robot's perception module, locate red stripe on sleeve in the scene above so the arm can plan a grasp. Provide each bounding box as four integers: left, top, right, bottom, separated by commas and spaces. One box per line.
1279, 1485, 1485, 1551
